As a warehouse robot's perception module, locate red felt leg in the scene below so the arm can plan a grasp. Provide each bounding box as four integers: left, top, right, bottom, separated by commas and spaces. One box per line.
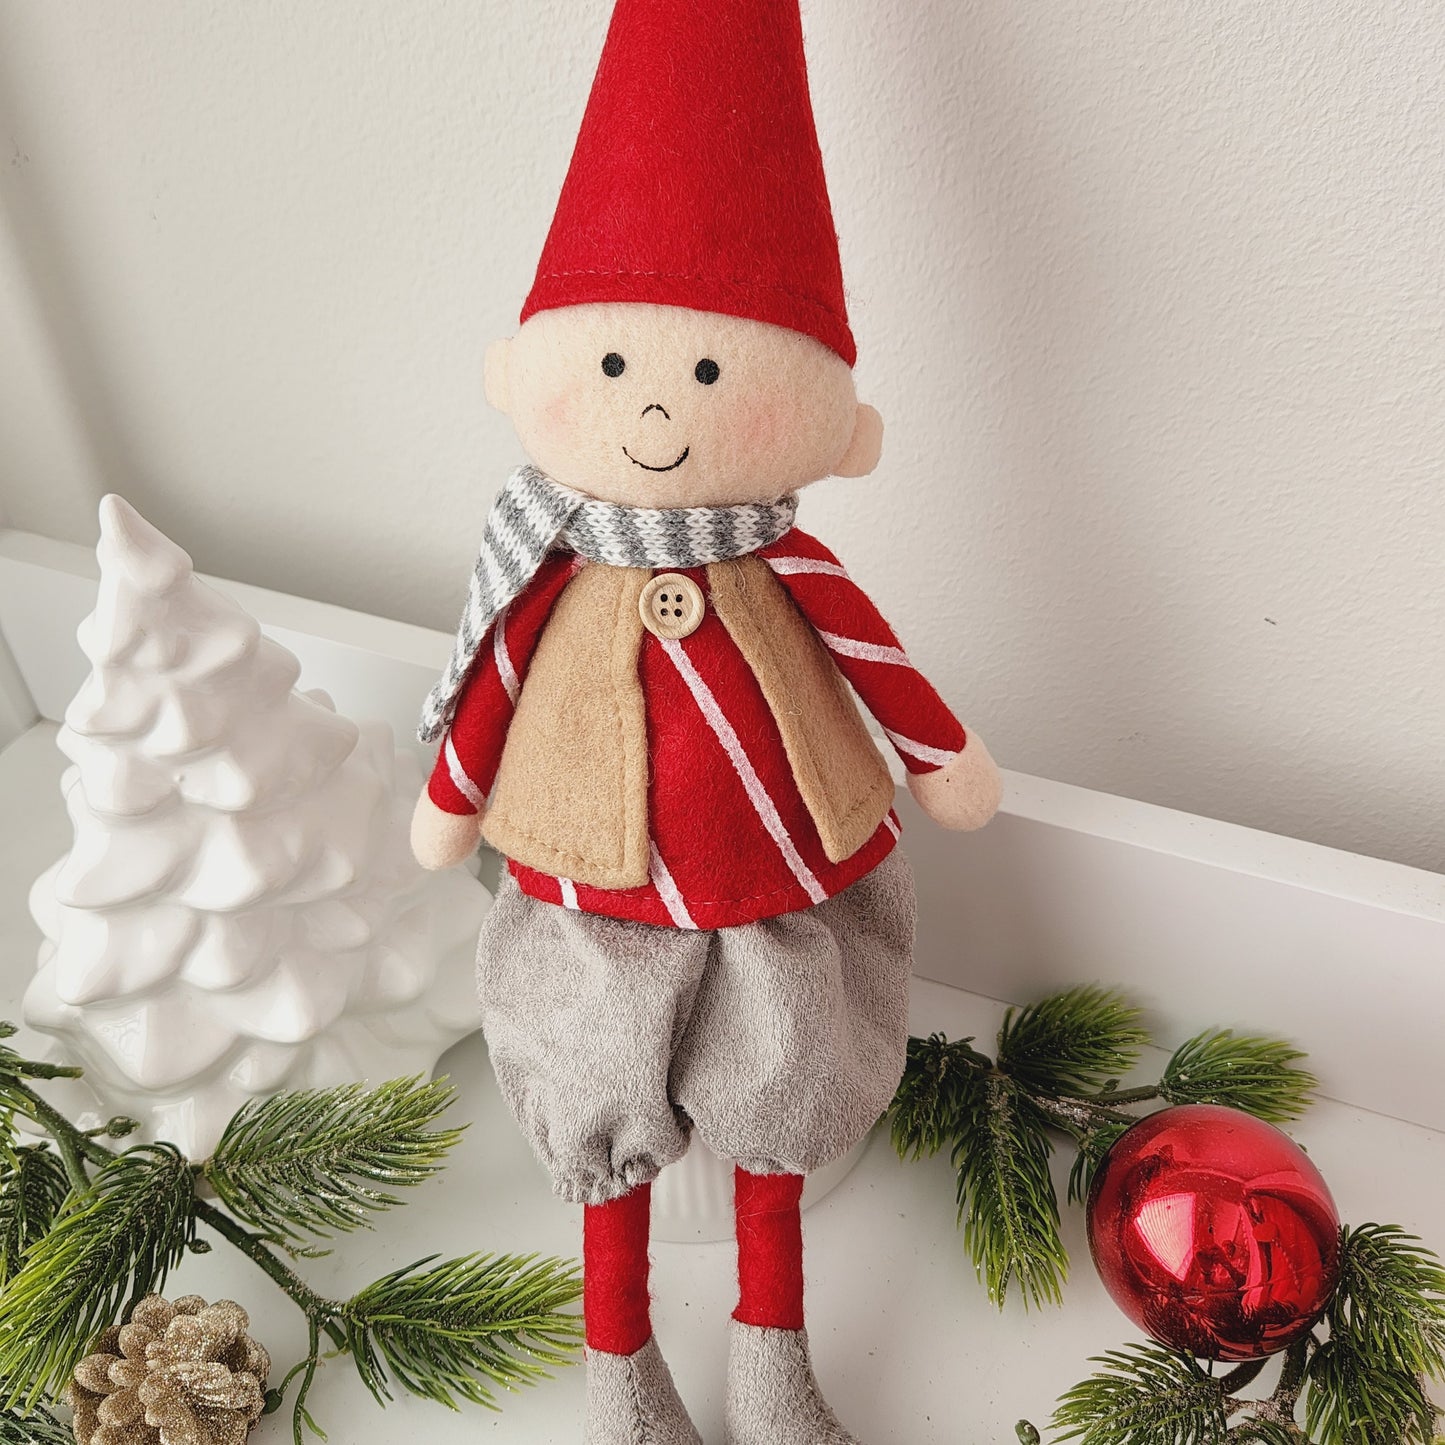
733, 1166, 806, 1330
583, 1182, 654, 1356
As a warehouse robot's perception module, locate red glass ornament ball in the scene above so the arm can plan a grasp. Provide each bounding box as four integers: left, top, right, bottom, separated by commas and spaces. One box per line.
1087, 1104, 1341, 1361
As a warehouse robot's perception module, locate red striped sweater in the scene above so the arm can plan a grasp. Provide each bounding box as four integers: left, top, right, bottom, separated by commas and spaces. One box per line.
428, 528, 967, 929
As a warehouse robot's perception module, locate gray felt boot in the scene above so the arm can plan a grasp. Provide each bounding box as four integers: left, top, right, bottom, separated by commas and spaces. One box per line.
585, 1337, 702, 1445
724, 1320, 862, 1445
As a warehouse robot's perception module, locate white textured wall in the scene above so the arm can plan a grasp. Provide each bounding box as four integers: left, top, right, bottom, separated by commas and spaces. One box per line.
1, 1, 1441, 873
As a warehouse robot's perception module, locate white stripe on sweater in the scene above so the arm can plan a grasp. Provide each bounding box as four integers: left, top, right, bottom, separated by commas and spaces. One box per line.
558, 877, 579, 910
764, 555, 849, 578
818, 630, 911, 667
443, 734, 486, 810
884, 727, 959, 768
883, 811, 901, 840
659, 637, 827, 905
492, 606, 520, 704
649, 844, 698, 930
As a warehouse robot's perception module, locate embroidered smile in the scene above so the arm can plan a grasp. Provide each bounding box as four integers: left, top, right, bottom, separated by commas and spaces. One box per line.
623, 445, 691, 473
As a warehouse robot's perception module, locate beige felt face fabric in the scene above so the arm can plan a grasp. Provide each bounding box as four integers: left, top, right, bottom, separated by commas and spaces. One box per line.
486, 303, 883, 506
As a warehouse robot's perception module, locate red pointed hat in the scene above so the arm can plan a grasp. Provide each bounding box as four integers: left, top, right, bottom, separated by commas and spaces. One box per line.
520, 0, 856, 366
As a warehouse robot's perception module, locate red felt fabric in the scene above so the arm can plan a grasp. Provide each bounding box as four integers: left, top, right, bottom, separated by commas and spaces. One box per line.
733, 1167, 806, 1330
437, 530, 966, 928
764, 532, 968, 773
520, 0, 856, 366
584, 1183, 654, 1356
509, 556, 901, 929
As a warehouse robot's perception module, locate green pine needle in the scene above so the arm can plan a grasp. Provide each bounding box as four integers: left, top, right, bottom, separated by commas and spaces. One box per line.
0, 1147, 69, 1283
1050, 1344, 1228, 1444
1304, 1336, 1438, 1444
0, 1144, 194, 1408
0, 1404, 73, 1444
1160, 1031, 1316, 1123
1066, 1121, 1131, 1207
0, 1029, 80, 1087
996, 987, 1148, 1098
954, 1074, 1067, 1308
342, 1252, 584, 1411
888, 1033, 990, 1161
204, 1076, 465, 1248
1327, 1225, 1445, 1379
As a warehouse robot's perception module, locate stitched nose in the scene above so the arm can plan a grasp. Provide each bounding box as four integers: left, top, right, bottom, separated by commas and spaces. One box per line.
641, 403, 670, 420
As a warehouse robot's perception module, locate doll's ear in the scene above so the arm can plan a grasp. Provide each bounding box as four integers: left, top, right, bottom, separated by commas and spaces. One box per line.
834, 403, 883, 478
484, 338, 513, 416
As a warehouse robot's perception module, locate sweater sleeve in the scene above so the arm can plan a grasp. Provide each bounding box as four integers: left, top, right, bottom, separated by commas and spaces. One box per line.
426, 553, 581, 814
759, 530, 968, 774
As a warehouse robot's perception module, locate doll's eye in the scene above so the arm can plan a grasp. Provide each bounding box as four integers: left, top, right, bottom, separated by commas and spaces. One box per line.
694, 358, 720, 385
601, 352, 625, 378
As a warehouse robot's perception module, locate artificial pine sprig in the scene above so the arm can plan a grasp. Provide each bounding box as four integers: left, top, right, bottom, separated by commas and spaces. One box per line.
0, 1029, 582, 1441
0, 1144, 196, 1406
343, 1253, 584, 1410
1025, 1201, 1445, 1441
1049, 1344, 1227, 1444
891, 991, 1443, 1440
0, 1404, 72, 1444
1161, 1031, 1317, 1123
1324, 1224, 1445, 1379
1303, 1336, 1436, 1444
889, 1033, 991, 1161
204, 1076, 464, 1249
995, 987, 1149, 1099
0, 1145, 68, 1284
955, 1075, 1067, 1308
889, 985, 1318, 1308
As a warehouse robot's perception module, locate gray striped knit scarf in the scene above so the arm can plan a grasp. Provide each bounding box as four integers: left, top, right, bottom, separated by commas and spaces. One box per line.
418, 464, 798, 742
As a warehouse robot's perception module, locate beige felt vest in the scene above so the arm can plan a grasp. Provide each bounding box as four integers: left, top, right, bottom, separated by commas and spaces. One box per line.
482, 557, 895, 890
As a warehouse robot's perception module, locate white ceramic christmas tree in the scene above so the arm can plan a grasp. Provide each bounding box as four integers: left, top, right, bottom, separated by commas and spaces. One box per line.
24, 496, 488, 1156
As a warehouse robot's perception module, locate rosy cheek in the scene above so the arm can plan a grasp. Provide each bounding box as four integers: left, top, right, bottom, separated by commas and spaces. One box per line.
542, 389, 575, 433
739, 403, 786, 453
526, 388, 592, 455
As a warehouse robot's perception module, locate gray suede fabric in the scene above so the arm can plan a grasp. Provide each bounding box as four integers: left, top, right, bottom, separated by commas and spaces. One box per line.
585, 1339, 702, 1445
725, 1321, 861, 1445
476, 850, 916, 1204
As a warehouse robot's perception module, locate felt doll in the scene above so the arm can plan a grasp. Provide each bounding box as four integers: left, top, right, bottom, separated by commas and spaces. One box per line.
411, 0, 1002, 1440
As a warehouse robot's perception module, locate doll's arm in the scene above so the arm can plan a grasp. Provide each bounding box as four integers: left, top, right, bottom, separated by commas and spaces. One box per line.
761, 531, 1002, 831
413, 553, 580, 868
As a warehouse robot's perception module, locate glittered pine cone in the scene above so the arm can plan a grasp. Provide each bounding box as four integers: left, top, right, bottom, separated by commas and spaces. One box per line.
65, 1294, 271, 1445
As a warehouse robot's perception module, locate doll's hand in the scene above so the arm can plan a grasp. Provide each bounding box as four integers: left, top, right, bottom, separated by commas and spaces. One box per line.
906, 734, 1003, 831
411, 790, 483, 869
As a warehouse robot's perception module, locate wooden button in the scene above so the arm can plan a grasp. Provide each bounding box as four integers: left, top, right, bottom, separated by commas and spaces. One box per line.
640, 573, 706, 640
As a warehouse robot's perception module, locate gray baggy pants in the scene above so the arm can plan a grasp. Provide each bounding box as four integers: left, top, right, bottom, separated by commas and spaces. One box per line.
476, 850, 916, 1205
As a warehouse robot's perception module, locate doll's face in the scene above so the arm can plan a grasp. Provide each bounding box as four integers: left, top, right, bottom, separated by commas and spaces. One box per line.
485, 303, 883, 506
